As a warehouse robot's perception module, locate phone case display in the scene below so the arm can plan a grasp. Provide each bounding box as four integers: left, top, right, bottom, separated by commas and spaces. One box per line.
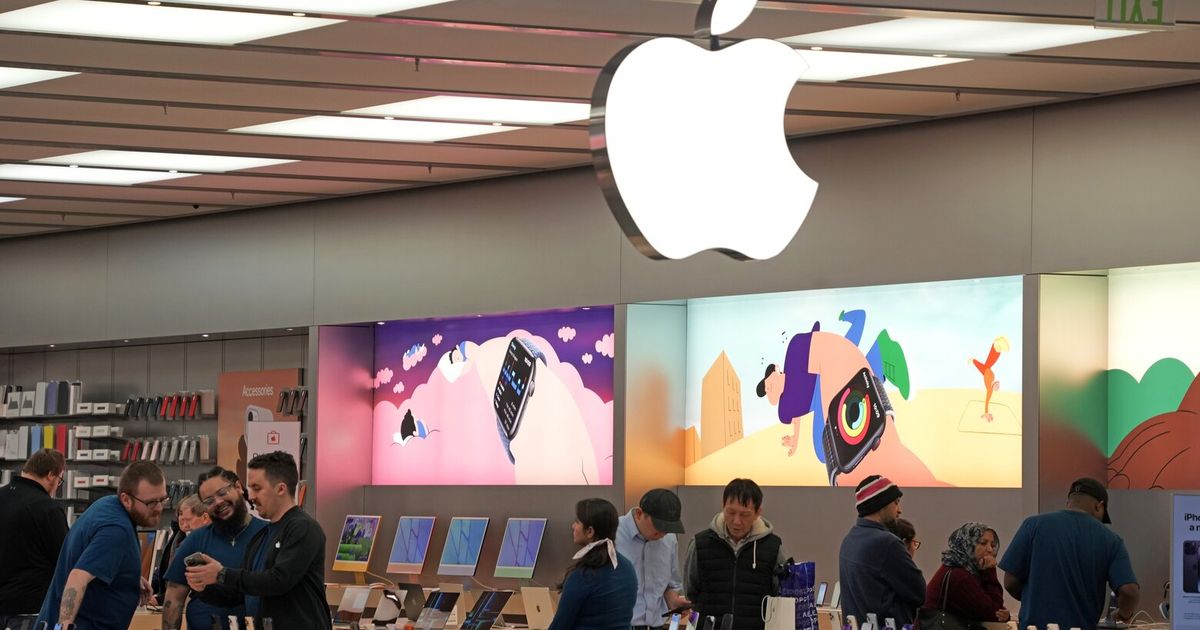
369, 307, 614, 485
684, 276, 1022, 488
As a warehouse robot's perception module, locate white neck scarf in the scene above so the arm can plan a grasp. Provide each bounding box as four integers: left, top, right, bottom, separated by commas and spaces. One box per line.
573, 537, 618, 569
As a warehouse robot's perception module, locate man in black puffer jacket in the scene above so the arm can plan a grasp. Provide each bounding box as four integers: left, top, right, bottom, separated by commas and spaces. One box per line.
684, 478, 787, 630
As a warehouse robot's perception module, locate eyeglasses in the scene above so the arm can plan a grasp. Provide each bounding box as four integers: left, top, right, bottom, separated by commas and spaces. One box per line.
909, 539, 922, 550
128, 494, 170, 509
200, 482, 236, 507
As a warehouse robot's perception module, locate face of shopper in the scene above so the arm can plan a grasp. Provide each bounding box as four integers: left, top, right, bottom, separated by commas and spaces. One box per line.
178, 507, 209, 533
880, 498, 902, 527
124, 480, 168, 528
722, 499, 761, 543
571, 518, 595, 546
246, 468, 285, 521
199, 476, 245, 523
975, 530, 998, 563
633, 508, 666, 541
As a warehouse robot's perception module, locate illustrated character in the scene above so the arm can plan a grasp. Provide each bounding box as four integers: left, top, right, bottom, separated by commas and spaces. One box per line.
970, 336, 1010, 422
391, 409, 434, 445
1107, 371, 1200, 489
757, 309, 939, 486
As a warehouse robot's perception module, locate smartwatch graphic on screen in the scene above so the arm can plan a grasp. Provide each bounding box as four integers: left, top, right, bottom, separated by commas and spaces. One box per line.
822, 368, 892, 486
492, 337, 546, 465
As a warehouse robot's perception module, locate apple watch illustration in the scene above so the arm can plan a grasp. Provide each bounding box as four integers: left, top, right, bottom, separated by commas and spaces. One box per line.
590, 0, 818, 261
493, 337, 546, 464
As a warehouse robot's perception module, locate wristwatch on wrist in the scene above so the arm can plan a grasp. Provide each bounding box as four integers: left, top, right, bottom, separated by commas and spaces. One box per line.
217, 567, 227, 585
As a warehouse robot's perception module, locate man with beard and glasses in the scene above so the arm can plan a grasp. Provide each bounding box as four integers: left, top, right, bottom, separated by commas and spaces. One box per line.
160, 467, 267, 630
37, 461, 164, 630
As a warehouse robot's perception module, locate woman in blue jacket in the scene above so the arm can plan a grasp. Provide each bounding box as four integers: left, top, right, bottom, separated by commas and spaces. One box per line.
548, 498, 637, 630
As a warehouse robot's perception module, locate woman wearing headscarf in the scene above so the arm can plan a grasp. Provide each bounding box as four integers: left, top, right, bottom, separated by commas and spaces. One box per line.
924, 523, 1011, 623
548, 498, 637, 630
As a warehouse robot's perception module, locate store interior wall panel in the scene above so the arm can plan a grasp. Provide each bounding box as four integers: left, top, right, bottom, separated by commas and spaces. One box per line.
312, 168, 624, 326
10, 352, 45, 388
44, 350, 79, 382
111, 345, 150, 400
148, 343, 188, 395
623, 303, 687, 509
78, 348, 114, 402
1109, 488, 1171, 611
0, 230, 109, 348
1031, 85, 1200, 274
185, 341, 223, 392
0, 356, 9, 387
101, 206, 316, 343
222, 338, 265, 373
1021, 276, 1041, 517
263, 335, 307, 371
618, 110, 1035, 303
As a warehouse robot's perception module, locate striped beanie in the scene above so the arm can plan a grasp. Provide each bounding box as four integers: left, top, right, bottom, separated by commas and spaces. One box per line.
855, 475, 902, 517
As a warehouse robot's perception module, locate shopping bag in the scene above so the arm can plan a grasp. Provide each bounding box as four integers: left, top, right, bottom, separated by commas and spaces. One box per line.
778, 559, 818, 630
763, 596, 798, 630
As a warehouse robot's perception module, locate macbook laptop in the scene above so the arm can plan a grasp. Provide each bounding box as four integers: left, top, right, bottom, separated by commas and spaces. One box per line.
414, 591, 461, 630
459, 590, 514, 630
521, 586, 556, 630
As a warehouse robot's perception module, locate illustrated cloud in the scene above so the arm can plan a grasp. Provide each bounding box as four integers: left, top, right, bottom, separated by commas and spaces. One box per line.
582, 353, 593, 365
403, 343, 428, 371
595, 333, 615, 358
373, 367, 394, 389
393, 382, 405, 395
432, 334, 443, 346
558, 326, 577, 342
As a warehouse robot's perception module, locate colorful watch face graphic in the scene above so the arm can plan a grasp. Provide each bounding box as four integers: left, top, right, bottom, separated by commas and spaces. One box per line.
493, 338, 537, 439
828, 368, 886, 472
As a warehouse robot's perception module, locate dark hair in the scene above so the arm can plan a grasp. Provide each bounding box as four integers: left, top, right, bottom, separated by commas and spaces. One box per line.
755, 364, 777, 398
248, 451, 299, 496
119, 460, 165, 496
23, 448, 65, 478
722, 478, 763, 511
197, 465, 239, 487
889, 517, 916, 543
561, 498, 619, 584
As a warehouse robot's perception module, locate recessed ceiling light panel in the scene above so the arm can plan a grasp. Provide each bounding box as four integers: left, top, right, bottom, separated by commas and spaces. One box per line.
0, 164, 197, 185
0, 0, 341, 45
0, 196, 24, 203
796, 50, 967, 82
785, 17, 1140, 55
231, 115, 521, 142
34, 150, 294, 173
346, 96, 590, 125
167, 0, 454, 17
0, 67, 78, 89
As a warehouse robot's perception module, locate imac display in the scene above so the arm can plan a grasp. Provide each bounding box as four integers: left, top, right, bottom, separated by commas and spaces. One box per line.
437, 517, 489, 576
494, 518, 547, 579
332, 514, 382, 573
387, 515, 437, 574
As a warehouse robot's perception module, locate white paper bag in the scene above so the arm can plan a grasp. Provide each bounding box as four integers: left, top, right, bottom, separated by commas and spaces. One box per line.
764, 596, 798, 630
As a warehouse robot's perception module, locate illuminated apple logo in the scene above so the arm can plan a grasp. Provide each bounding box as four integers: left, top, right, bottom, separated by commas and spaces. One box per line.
590, 0, 818, 260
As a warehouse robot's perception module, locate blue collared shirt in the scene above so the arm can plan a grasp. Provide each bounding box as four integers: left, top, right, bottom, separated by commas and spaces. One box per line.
615, 509, 683, 626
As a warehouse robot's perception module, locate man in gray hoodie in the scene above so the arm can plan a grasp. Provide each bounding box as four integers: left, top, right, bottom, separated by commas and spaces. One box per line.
684, 478, 787, 630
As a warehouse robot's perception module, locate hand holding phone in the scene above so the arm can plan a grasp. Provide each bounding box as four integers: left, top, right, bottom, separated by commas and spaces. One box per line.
184, 552, 209, 567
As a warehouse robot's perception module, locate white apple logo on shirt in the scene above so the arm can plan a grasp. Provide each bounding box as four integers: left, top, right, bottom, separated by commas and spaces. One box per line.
590, 0, 818, 261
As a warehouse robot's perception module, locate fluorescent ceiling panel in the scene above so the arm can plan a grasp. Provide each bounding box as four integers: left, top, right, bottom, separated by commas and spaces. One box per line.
796, 50, 967, 82
0, 197, 24, 203
231, 116, 520, 142
346, 96, 590, 125
785, 17, 1141, 55
0, 67, 78, 89
0, 164, 197, 185
168, 0, 454, 16
34, 151, 294, 173
0, 0, 340, 45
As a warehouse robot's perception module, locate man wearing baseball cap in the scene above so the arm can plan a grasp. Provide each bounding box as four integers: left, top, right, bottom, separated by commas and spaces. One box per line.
1000, 477, 1140, 630
617, 488, 692, 629
838, 474, 926, 628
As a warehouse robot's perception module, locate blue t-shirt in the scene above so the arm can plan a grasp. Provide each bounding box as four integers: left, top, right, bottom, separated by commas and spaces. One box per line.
36, 495, 140, 630
999, 510, 1137, 630
164, 517, 268, 630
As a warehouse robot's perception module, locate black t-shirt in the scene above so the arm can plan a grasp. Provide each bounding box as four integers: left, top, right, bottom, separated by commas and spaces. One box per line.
0, 477, 69, 613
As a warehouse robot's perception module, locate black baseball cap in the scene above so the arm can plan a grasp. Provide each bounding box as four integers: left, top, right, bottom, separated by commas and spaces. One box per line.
640, 488, 685, 534
1069, 477, 1112, 524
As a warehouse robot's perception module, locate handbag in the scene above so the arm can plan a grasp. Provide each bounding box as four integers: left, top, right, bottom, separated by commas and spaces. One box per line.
763, 595, 798, 630
777, 559, 818, 630
916, 570, 985, 630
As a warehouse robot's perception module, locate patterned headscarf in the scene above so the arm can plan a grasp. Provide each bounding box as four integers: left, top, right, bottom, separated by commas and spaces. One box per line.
940, 522, 1000, 575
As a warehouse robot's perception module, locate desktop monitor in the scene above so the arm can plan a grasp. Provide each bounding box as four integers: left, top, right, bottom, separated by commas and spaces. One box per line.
438, 517, 489, 576
388, 515, 437, 574
460, 590, 514, 630
332, 514, 382, 573
494, 517, 547, 579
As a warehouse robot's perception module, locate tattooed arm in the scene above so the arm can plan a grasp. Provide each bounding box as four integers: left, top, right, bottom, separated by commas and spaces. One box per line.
59, 569, 96, 625
161, 582, 189, 630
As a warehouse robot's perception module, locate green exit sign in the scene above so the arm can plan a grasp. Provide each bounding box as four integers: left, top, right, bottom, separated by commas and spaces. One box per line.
1096, 0, 1174, 27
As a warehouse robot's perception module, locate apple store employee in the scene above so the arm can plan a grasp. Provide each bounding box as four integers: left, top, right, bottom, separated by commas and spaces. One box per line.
617, 489, 692, 629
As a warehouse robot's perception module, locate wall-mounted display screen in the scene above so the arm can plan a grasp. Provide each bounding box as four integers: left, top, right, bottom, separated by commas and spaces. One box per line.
333, 514, 382, 572
494, 518, 547, 579
684, 276, 1023, 488
387, 516, 437, 574
438, 517, 489, 576
372, 307, 615, 486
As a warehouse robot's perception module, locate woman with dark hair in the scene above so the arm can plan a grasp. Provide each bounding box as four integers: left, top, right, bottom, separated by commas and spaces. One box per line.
889, 518, 920, 559
548, 498, 637, 630
924, 523, 1011, 623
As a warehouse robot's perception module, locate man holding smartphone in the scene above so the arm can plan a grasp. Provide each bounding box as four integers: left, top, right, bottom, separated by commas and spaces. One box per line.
161, 467, 267, 630
617, 488, 692, 630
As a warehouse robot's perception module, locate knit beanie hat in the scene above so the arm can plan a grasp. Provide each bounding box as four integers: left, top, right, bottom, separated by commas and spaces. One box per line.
855, 475, 902, 517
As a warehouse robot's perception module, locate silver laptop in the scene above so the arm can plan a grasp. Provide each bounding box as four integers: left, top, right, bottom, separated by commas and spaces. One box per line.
521, 586, 556, 629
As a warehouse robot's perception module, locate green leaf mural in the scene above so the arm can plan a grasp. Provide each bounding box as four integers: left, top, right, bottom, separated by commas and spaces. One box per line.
1107, 357, 1196, 456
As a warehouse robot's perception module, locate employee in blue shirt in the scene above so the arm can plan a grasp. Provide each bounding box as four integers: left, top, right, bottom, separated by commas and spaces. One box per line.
37, 461, 166, 630
1000, 477, 1140, 630
161, 467, 268, 630
616, 488, 692, 629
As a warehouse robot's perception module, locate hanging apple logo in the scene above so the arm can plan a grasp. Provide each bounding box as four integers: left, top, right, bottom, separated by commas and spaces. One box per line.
590, 0, 818, 261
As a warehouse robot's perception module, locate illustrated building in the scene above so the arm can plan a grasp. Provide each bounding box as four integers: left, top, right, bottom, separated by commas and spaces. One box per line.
700, 351, 744, 458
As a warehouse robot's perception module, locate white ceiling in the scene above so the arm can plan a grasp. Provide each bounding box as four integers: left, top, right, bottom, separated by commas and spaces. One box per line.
0, 0, 1197, 237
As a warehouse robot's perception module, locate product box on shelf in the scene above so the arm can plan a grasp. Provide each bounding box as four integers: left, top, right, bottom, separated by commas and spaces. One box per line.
76, 402, 93, 414
93, 403, 112, 414
75, 425, 92, 438
73, 475, 91, 488
90, 474, 112, 487
76, 449, 94, 461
